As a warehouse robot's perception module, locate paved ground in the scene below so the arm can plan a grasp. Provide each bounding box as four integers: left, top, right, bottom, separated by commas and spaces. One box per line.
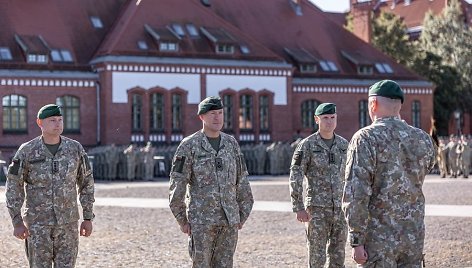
1, 174, 471, 267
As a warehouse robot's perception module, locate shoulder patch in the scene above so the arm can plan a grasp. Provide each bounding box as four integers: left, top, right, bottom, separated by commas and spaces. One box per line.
172, 156, 186, 173
8, 159, 21, 175
292, 150, 303, 166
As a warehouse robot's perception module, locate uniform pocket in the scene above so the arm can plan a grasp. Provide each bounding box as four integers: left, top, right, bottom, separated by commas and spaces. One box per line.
193, 157, 215, 187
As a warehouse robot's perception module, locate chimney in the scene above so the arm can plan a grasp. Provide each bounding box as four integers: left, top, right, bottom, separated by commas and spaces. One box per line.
350, 0, 374, 43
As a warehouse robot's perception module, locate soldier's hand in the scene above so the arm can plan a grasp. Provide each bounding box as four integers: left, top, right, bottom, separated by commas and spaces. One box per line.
13, 223, 29, 240
352, 245, 368, 264
80, 220, 93, 237
180, 223, 191, 236
296, 210, 310, 222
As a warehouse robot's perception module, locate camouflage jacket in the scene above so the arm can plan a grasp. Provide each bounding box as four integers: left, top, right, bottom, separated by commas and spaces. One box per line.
6, 136, 95, 226
342, 117, 436, 246
289, 132, 348, 211
169, 130, 254, 226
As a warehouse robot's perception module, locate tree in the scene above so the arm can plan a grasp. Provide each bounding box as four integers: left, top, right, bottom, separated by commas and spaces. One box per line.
420, 0, 472, 113
371, 10, 415, 66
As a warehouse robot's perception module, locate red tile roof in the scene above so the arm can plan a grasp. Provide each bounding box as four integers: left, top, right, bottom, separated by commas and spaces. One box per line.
0, 0, 127, 68
209, 0, 423, 79
95, 0, 282, 61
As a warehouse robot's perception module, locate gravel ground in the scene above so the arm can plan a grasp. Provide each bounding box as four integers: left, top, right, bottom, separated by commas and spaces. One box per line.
1, 174, 471, 267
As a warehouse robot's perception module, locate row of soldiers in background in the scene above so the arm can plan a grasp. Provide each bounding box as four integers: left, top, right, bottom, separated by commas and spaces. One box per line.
437, 134, 471, 178
87, 139, 304, 181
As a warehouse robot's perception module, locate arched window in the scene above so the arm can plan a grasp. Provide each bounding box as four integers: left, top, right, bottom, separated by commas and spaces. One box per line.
171, 93, 182, 131
239, 94, 253, 130
301, 99, 319, 131
56, 95, 80, 132
131, 94, 143, 132
2, 94, 27, 132
222, 94, 233, 131
150, 93, 164, 132
259, 95, 270, 131
359, 100, 371, 128
412, 100, 421, 128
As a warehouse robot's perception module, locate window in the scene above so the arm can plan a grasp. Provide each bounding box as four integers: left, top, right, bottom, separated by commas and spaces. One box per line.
186, 24, 199, 37
2, 94, 27, 132
358, 65, 373, 75
50, 49, 73, 62
56, 95, 80, 132
0, 47, 12, 60
240, 45, 250, 54
159, 42, 178, 52
319, 60, 338, 72
359, 100, 371, 128
150, 93, 164, 131
412, 100, 421, 128
137, 41, 148, 50
300, 64, 316, 73
90, 16, 103, 28
27, 54, 48, 64
171, 94, 182, 131
375, 63, 394, 74
239, 94, 253, 130
259, 95, 270, 131
301, 100, 319, 131
223, 95, 233, 131
171, 23, 185, 37
131, 94, 143, 132
216, 44, 234, 54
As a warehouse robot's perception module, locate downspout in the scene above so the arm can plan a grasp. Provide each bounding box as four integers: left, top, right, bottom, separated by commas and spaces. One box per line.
96, 81, 101, 145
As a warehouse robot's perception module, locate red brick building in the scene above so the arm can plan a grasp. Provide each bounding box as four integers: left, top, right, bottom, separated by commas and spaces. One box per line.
0, 0, 434, 157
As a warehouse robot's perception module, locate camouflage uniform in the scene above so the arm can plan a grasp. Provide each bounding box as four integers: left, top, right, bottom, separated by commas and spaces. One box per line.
6, 136, 95, 267
343, 117, 436, 267
169, 130, 254, 268
289, 132, 349, 268
458, 139, 470, 178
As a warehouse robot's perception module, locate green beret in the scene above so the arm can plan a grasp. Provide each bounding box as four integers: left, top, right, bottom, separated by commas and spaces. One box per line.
368, 80, 404, 103
198, 96, 224, 115
315, 103, 336, 116
37, 104, 62, 119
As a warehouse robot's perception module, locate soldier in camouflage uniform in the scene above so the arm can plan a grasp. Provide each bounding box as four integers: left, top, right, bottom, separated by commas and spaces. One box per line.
458, 135, 470, 178
5, 104, 95, 268
437, 138, 448, 178
289, 103, 348, 268
343, 80, 436, 267
169, 96, 254, 268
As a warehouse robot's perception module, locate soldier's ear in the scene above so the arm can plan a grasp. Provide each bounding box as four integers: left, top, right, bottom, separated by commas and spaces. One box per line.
36, 118, 43, 128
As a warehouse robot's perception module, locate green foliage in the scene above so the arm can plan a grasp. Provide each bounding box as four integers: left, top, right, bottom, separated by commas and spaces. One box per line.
371, 10, 414, 65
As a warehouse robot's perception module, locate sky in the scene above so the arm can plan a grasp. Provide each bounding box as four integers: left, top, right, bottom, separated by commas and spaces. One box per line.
309, 0, 350, 13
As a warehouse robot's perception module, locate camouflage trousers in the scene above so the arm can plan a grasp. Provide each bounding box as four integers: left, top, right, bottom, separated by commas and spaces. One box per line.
361, 232, 425, 267
188, 224, 238, 268
25, 221, 79, 268
305, 206, 346, 268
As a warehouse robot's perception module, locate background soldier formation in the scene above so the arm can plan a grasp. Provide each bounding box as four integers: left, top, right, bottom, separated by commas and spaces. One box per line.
437, 134, 471, 178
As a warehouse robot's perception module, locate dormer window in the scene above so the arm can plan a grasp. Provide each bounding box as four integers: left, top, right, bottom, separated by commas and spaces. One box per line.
375, 63, 394, 73
300, 64, 316, 73
145, 24, 181, 52
201, 27, 237, 55
284, 48, 319, 74
159, 42, 178, 51
358, 65, 373, 75
0, 47, 12, 60
341, 50, 375, 76
90, 16, 103, 29
15, 35, 49, 64
240, 45, 250, 54
216, 44, 234, 54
